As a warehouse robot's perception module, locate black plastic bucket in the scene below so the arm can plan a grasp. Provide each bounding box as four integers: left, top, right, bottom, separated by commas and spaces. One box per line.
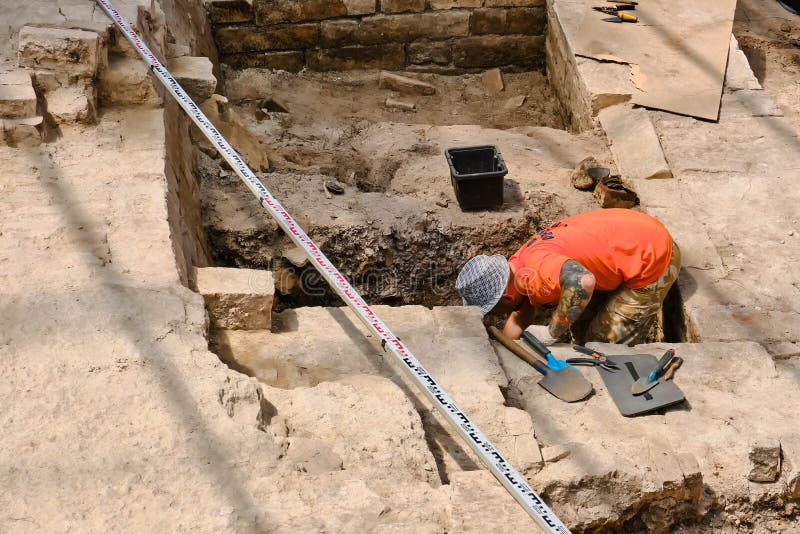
445, 145, 507, 210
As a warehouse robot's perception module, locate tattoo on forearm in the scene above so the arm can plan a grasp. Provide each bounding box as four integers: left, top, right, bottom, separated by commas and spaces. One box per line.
550, 260, 595, 340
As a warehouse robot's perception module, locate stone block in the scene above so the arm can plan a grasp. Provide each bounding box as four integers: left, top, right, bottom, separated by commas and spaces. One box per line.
598, 104, 672, 180
380, 0, 425, 13
307, 44, 404, 71
206, 0, 255, 24
481, 68, 505, 95
214, 23, 319, 54
100, 56, 161, 106
222, 50, 305, 71
406, 41, 452, 65
254, 0, 375, 25
192, 266, 274, 330
18, 26, 100, 78
1, 116, 43, 148
507, 7, 546, 34
0, 70, 37, 119
748, 440, 781, 483
430, 0, 482, 8
471, 9, 508, 35
725, 35, 761, 92
451, 35, 544, 68
45, 85, 95, 125
323, 12, 470, 46
167, 56, 218, 102
378, 71, 435, 96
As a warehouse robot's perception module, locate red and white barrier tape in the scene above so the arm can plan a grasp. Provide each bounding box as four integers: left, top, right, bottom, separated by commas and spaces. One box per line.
93, 1, 570, 531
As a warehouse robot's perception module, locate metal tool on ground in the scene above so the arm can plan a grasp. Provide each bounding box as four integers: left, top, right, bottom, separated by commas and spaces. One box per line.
598, 353, 686, 417
521, 331, 572, 371
607, 0, 638, 4
573, 344, 620, 370
95, 1, 571, 531
630, 349, 677, 395
594, 5, 636, 14
566, 357, 618, 372
489, 327, 593, 403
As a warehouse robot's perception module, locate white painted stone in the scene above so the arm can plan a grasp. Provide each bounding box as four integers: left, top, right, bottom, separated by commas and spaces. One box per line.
167, 56, 217, 102
598, 103, 672, 180
18, 26, 100, 78
192, 266, 275, 330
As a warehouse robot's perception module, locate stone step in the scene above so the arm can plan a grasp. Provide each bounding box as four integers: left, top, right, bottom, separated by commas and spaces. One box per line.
191, 266, 274, 330
0, 70, 37, 120
99, 55, 162, 106
167, 56, 217, 102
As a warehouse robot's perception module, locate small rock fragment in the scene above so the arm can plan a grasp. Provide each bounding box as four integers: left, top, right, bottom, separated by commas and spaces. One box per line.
324, 180, 345, 195
503, 95, 527, 110
435, 198, 449, 208
481, 68, 504, 95
282, 245, 309, 267
385, 96, 416, 111
379, 71, 435, 96
780, 22, 791, 33
168, 56, 217, 102
570, 156, 602, 191
594, 177, 639, 208
748, 439, 781, 483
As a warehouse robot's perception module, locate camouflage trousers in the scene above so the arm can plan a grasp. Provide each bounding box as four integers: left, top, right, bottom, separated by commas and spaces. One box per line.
585, 243, 682, 345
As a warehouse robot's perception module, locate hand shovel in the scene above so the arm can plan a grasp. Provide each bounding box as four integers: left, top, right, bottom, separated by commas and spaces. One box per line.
630, 349, 676, 396
489, 327, 593, 403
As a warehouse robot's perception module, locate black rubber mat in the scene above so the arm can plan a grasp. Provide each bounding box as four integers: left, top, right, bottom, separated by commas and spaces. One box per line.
598, 353, 686, 417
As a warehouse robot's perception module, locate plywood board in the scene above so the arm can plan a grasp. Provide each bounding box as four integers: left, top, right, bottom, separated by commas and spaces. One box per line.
572, 0, 737, 121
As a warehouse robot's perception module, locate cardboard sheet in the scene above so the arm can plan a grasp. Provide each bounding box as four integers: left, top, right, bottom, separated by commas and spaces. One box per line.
573, 0, 737, 121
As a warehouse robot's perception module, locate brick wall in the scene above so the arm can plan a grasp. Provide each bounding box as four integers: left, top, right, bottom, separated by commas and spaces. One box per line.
206, 0, 546, 73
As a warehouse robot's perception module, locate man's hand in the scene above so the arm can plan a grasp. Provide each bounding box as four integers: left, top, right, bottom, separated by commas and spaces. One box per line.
501, 301, 537, 340
525, 324, 559, 346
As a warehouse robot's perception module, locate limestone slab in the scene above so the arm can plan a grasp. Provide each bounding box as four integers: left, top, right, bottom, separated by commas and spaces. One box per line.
100, 56, 161, 106
598, 104, 672, 180
167, 56, 217, 102
0, 70, 37, 119
725, 35, 762, 92
18, 26, 100, 78
45, 85, 95, 125
192, 266, 275, 330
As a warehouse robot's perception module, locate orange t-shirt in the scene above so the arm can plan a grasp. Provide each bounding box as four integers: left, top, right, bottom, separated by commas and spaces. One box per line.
507, 209, 673, 306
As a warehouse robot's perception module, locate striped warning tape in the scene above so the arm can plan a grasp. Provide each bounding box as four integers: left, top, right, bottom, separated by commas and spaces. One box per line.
93, 1, 570, 531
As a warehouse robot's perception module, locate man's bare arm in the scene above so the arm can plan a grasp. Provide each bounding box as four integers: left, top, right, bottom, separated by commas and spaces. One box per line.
549, 260, 596, 340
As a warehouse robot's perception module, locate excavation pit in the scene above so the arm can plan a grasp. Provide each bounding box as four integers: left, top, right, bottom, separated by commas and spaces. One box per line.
199, 68, 611, 309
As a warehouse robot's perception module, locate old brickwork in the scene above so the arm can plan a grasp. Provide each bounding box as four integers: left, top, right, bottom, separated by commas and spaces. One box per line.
206, 0, 546, 72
